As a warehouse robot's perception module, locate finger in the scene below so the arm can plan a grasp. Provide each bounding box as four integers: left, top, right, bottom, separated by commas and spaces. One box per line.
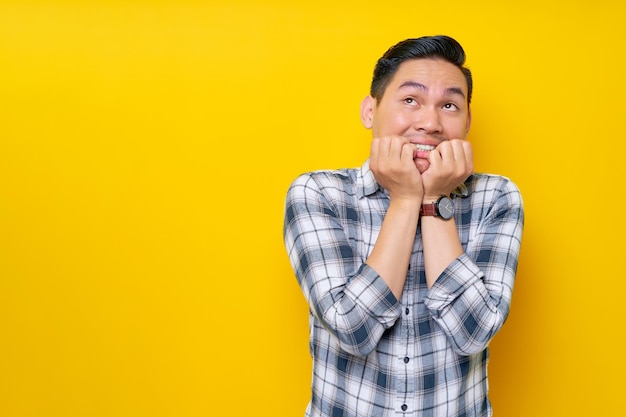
370, 138, 380, 167
400, 142, 415, 164
462, 141, 474, 171
449, 139, 466, 162
428, 141, 444, 168
448, 140, 473, 178
389, 136, 407, 161
379, 136, 397, 159
437, 140, 453, 162
449, 139, 472, 170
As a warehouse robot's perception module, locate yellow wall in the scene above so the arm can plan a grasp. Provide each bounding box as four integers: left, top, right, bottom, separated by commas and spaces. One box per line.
1, 1, 624, 415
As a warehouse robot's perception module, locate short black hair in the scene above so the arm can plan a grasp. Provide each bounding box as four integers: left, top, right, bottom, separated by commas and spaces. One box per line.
370, 35, 472, 105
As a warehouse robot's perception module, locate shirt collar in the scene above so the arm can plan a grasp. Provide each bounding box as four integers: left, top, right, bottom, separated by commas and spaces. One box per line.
453, 181, 470, 198
357, 159, 379, 198
357, 159, 471, 199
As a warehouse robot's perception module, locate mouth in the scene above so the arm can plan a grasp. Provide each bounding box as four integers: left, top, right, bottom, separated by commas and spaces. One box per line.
414, 144, 436, 152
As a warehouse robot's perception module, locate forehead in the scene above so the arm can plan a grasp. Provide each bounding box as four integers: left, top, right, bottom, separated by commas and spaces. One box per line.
388, 58, 468, 94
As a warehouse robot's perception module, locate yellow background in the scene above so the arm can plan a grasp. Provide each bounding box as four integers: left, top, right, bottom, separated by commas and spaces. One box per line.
1, 1, 624, 416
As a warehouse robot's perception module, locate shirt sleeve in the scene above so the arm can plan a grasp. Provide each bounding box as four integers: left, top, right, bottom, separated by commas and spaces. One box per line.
283, 173, 402, 356
424, 177, 524, 355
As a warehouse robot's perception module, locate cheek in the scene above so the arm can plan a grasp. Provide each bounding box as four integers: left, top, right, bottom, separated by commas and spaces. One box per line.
373, 105, 415, 137
378, 111, 412, 135
445, 119, 469, 139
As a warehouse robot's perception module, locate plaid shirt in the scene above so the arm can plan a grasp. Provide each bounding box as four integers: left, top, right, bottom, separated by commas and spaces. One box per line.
283, 160, 524, 417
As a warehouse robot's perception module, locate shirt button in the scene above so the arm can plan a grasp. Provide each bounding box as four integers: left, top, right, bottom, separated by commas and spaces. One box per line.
404, 357, 410, 363
401, 404, 408, 411
405, 308, 409, 315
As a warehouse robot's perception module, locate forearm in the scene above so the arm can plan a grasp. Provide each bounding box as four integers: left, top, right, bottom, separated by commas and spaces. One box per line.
366, 198, 421, 299
421, 216, 464, 288
425, 255, 509, 355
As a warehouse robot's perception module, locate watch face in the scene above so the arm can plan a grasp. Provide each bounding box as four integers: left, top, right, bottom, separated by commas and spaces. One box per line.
436, 197, 454, 220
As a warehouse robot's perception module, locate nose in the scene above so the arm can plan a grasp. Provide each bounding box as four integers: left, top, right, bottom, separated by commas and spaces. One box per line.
413, 106, 442, 134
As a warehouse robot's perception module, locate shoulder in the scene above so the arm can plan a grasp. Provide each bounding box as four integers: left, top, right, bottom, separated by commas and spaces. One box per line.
285, 168, 361, 224
465, 173, 524, 209
287, 168, 359, 199
468, 173, 521, 195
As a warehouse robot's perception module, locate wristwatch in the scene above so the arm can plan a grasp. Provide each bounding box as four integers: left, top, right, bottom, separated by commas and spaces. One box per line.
420, 196, 454, 220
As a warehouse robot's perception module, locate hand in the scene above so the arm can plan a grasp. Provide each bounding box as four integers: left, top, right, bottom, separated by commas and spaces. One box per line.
421, 139, 473, 201
370, 136, 424, 202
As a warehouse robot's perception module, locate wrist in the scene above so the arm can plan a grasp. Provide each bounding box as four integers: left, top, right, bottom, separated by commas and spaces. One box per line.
391, 195, 422, 204
420, 195, 455, 220
389, 196, 422, 211
422, 195, 446, 204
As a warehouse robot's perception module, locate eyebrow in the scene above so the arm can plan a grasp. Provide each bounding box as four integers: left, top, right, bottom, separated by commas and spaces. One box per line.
399, 81, 466, 100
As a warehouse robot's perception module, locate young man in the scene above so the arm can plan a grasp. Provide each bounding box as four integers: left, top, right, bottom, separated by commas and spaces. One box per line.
283, 36, 524, 417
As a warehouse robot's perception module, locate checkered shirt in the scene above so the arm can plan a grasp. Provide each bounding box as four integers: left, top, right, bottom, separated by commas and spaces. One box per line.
283, 159, 524, 417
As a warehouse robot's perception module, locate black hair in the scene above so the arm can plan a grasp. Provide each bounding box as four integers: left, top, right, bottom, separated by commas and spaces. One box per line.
370, 35, 473, 105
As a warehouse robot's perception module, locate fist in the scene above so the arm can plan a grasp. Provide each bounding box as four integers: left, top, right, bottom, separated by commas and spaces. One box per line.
370, 136, 424, 201
421, 139, 473, 200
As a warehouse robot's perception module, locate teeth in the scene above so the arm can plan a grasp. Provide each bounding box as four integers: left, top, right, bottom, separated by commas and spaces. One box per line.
415, 144, 435, 151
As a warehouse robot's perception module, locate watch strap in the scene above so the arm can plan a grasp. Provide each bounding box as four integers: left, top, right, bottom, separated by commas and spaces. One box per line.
419, 203, 437, 216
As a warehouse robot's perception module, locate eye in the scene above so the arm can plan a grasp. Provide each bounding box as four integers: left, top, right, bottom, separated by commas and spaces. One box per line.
403, 97, 417, 105
443, 102, 459, 111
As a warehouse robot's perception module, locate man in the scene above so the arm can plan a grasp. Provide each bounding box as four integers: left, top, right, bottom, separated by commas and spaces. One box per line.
283, 35, 524, 417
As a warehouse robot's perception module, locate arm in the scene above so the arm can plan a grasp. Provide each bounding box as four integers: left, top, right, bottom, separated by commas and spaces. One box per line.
421, 216, 464, 289
283, 173, 401, 356
365, 198, 420, 298
283, 137, 423, 356
420, 139, 473, 288
425, 178, 524, 355
365, 136, 423, 299
419, 140, 524, 355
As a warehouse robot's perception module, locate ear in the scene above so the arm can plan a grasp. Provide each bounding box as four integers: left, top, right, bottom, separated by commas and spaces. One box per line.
465, 107, 472, 134
360, 95, 375, 129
